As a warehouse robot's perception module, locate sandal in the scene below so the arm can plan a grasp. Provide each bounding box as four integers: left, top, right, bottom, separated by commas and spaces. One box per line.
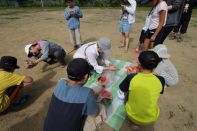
133, 49, 141, 55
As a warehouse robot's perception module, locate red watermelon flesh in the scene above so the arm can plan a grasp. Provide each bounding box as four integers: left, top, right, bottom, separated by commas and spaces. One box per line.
125, 66, 139, 71
98, 76, 107, 84
100, 88, 112, 100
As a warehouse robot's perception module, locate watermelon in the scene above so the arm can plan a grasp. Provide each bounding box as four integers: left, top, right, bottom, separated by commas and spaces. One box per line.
98, 76, 107, 84
100, 88, 112, 100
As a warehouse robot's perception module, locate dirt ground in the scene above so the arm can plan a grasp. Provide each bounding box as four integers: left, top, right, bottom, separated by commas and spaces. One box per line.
0, 8, 197, 131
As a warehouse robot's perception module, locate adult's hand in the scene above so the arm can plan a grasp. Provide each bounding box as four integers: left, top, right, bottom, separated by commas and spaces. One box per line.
108, 65, 117, 71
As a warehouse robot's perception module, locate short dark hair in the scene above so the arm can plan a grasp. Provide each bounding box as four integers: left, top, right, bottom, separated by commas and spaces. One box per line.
138, 51, 159, 70
67, 58, 93, 81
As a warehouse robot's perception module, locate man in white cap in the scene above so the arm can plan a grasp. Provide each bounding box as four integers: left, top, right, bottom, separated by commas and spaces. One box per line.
151, 44, 178, 87
24, 40, 66, 68
73, 37, 117, 74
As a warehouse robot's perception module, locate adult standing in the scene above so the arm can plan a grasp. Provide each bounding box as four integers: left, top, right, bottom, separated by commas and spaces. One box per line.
169, 0, 194, 42
159, 0, 184, 43
119, 0, 137, 52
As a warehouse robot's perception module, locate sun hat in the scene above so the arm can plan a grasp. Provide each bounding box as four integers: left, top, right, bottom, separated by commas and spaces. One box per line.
67, 58, 93, 81
24, 44, 33, 58
98, 37, 111, 54
0, 56, 20, 70
150, 44, 170, 59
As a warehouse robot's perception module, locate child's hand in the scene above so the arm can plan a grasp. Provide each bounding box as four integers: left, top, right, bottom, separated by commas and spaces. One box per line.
125, 66, 139, 75
24, 60, 37, 69
70, 9, 76, 14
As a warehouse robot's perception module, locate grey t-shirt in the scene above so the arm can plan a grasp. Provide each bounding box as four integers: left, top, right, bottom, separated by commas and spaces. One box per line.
38, 40, 63, 60
154, 59, 178, 86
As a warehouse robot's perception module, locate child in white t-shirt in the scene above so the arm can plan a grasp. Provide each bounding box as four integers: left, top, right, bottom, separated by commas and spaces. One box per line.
143, 0, 168, 50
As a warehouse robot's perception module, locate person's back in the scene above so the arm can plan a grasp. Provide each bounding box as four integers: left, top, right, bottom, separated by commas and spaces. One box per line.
165, 0, 183, 27
151, 44, 179, 87
44, 58, 98, 131
120, 51, 165, 126
44, 79, 97, 131
73, 42, 97, 60
123, 73, 164, 125
155, 59, 178, 86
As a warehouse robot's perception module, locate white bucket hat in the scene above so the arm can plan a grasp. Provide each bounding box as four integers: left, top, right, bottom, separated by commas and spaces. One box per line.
151, 44, 170, 58
98, 37, 111, 54
24, 44, 33, 57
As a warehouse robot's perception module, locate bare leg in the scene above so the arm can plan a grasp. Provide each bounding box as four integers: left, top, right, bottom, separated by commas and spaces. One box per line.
125, 32, 130, 52
119, 33, 126, 48
143, 38, 151, 51
8, 83, 23, 102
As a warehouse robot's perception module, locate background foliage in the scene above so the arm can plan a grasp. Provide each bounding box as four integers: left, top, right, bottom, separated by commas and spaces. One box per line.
0, 0, 197, 7
0, 0, 142, 7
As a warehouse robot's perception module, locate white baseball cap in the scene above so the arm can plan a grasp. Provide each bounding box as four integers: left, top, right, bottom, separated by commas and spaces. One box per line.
24, 44, 33, 57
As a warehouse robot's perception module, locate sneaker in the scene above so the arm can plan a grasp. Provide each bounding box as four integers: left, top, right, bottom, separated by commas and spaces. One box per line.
169, 35, 176, 40
177, 36, 183, 43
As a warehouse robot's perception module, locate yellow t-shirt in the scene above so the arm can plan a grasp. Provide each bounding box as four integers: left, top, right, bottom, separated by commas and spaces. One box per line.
0, 71, 25, 112
120, 73, 165, 125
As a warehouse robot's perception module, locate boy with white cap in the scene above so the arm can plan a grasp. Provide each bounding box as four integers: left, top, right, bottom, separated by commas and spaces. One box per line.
151, 44, 178, 86
73, 37, 117, 74
24, 40, 66, 68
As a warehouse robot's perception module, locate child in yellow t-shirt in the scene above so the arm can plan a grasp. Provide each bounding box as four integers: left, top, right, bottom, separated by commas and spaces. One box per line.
0, 56, 33, 113
120, 51, 165, 127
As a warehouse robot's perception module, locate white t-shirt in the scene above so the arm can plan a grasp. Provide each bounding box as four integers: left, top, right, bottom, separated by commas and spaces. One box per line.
73, 42, 110, 74
149, 1, 168, 30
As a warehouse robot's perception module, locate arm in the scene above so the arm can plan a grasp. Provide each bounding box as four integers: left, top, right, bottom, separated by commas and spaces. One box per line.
150, 10, 166, 42
84, 90, 100, 118
119, 74, 136, 92
35, 43, 50, 64
76, 7, 83, 18
168, 0, 182, 12
23, 76, 34, 84
86, 51, 104, 74
124, 1, 136, 15
65, 8, 72, 20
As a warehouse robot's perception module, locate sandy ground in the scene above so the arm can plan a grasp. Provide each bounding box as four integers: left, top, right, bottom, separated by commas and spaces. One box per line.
0, 8, 197, 131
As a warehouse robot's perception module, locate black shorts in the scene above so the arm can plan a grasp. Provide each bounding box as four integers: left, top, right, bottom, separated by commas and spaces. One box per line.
5, 86, 20, 97
145, 28, 164, 47
139, 30, 146, 44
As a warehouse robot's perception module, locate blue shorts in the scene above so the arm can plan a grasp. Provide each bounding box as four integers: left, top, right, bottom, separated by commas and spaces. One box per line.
119, 19, 131, 33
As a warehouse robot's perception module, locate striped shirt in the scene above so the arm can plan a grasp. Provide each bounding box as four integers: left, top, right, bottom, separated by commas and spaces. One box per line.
155, 59, 178, 87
